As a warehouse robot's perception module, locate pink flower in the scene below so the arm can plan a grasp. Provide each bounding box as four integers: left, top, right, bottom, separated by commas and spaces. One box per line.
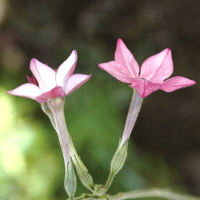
7, 50, 91, 103
98, 39, 196, 98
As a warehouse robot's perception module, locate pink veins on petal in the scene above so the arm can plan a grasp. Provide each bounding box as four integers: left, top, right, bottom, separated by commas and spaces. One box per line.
98, 39, 196, 98
7, 50, 91, 103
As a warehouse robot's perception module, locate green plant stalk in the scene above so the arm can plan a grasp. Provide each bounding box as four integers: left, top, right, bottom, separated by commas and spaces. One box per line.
104, 172, 116, 191
108, 189, 200, 200
71, 189, 200, 200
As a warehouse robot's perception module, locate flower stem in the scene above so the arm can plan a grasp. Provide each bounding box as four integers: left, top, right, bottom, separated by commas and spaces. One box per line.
104, 172, 115, 192
120, 89, 143, 146
108, 189, 200, 200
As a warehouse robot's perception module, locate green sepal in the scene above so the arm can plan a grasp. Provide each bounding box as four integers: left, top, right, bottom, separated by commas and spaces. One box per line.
71, 151, 94, 191
110, 139, 128, 175
64, 161, 77, 199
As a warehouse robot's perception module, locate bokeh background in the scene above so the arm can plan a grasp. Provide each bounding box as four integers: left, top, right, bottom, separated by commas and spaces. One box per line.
0, 0, 200, 199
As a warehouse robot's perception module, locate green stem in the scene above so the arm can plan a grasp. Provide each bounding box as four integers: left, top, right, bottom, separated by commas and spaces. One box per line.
104, 172, 116, 192
108, 189, 200, 200
69, 196, 75, 200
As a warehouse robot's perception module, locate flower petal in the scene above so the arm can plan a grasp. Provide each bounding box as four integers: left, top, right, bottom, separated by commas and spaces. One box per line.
7, 83, 42, 100
98, 61, 134, 83
35, 86, 65, 103
160, 76, 196, 92
130, 78, 161, 98
140, 49, 173, 82
115, 39, 139, 78
30, 59, 56, 92
56, 50, 77, 88
64, 74, 91, 95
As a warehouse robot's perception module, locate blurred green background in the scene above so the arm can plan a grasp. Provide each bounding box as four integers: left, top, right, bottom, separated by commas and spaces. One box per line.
0, 0, 200, 199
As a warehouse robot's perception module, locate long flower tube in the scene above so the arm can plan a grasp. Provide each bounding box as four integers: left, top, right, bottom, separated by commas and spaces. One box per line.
42, 98, 70, 169
42, 98, 76, 199
101, 90, 142, 194
42, 97, 94, 194
120, 89, 143, 146
102, 90, 142, 195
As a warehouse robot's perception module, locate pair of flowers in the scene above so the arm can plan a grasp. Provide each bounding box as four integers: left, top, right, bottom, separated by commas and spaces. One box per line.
7, 39, 196, 197
8, 39, 195, 101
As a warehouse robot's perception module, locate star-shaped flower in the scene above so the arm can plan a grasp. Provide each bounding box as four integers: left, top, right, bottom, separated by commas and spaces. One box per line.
98, 39, 195, 98
7, 50, 91, 103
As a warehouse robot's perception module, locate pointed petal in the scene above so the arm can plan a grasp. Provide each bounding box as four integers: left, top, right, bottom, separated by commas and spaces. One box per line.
64, 74, 91, 95
56, 50, 77, 87
140, 49, 173, 82
98, 61, 134, 83
30, 58, 56, 92
160, 76, 196, 92
115, 39, 139, 78
7, 83, 42, 100
130, 78, 161, 98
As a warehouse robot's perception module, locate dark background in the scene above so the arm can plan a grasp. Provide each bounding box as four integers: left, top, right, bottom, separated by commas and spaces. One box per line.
0, 0, 200, 200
